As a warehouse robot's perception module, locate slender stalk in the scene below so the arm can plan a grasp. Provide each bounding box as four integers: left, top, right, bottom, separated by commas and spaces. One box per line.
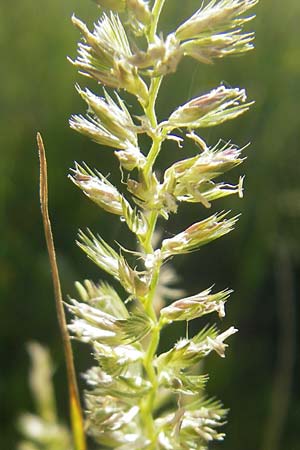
143, 134, 163, 179
138, 8, 166, 438
146, 77, 162, 127
140, 253, 162, 448
143, 75, 163, 176
149, 0, 167, 42
138, 5, 168, 438
36, 133, 86, 450
139, 194, 162, 446
143, 211, 158, 254
141, 322, 160, 448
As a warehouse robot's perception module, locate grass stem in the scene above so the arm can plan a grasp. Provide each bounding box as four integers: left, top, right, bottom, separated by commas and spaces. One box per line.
37, 133, 86, 450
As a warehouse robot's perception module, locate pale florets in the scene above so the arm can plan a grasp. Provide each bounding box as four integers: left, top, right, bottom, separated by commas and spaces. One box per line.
66, 2, 256, 442
19, 2, 258, 450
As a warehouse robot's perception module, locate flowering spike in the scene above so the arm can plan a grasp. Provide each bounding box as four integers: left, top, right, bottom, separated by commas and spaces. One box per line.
119, 310, 153, 343
74, 279, 129, 319
70, 86, 138, 148
161, 212, 239, 258
68, 298, 152, 345
161, 140, 245, 212
70, 163, 124, 215
160, 287, 232, 323
68, 299, 123, 345
159, 371, 209, 396
77, 230, 121, 279
166, 85, 251, 130
156, 325, 238, 371
71, 14, 148, 103
177, 0, 257, 39
176, 0, 258, 63
22, 2, 259, 450
181, 31, 255, 64
120, 197, 148, 238
115, 146, 146, 171
128, 33, 183, 76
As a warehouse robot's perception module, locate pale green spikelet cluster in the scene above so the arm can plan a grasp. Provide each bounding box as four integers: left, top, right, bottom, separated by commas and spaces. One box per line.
68, 0, 257, 449
65, 1, 258, 449
21, 1, 258, 450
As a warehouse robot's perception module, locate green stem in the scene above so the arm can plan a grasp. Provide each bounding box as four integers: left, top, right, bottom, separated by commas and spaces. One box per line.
141, 323, 160, 446
138, 4, 168, 442
149, 0, 167, 42
142, 78, 163, 178
140, 257, 162, 447
146, 76, 162, 128
140, 211, 163, 446
138, 202, 161, 446
144, 210, 158, 253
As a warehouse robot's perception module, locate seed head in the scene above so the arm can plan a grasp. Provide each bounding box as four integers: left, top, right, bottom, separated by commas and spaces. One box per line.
161, 212, 239, 258
176, 0, 257, 40
160, 287, 232, 322
71, 14, 148, 103
115, 146, 146, 171
70, 164, 124, 215
71, 86, 138, 148
167, 85, 250, 129
176, 0, 257, 63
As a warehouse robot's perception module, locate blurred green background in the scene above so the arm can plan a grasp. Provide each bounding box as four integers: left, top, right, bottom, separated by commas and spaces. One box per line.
1, 0, 299, 449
